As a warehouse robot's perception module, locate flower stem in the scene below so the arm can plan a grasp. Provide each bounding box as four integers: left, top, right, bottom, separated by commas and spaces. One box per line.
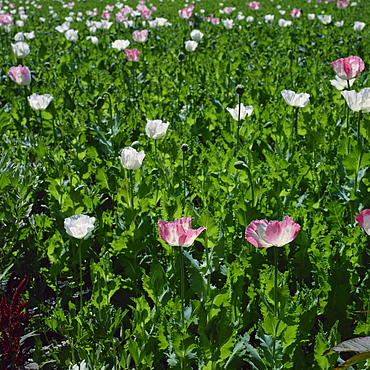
357, 110, 362, 148
128, 170, 134, 209
204, 232, 211, 301
182, 150, 187, 212
346, 80, 351, 154
102, 92, 113, 128
78, 239, 83, 313
179, 246, 185, 328
236, 94, 241, 153
274, 247, 278, 317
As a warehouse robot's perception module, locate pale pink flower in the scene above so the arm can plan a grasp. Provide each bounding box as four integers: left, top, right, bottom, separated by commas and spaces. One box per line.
248, 2, 260, 10
141, 9, 152, 20
0, 14, 13, 26
331, 56, 365, 80
101, 11, 111, 19
223, 7, 236, 14
116, 12, 127, 23
137, 4, 148, 12
356, 209, 370, 236
245, 216, 301, 248
179, 8, 192, 19
132, 29, 148, 43
290, 8, 302, 18
8, 65, 31, 86
211, 17, 220, 25
120, 7, 133, 16
337, 0, 349, 7
105, 5, 114, 11
124, 48, 140, 61
158, 217, 206, 247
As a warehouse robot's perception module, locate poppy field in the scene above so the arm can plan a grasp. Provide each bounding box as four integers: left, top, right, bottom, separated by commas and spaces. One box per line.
2, 0, 370, 368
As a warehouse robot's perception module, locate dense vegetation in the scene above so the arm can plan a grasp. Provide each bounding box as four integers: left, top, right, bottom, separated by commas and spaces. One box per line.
1, 0, 370, 368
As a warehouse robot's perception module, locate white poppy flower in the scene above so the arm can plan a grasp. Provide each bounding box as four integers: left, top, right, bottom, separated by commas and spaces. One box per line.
64, 214, 95, 239
281, 90, 310, 107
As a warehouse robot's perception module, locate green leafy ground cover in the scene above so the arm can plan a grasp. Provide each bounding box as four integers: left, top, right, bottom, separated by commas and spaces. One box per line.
1, 0, 370, 368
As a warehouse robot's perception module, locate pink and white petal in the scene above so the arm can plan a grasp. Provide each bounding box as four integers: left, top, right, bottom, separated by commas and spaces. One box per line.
245, 220, 272, 248
356, 209, 370, 236
181, 226, 206, 247
265, 216, 300, 247
158, 221, 180, 246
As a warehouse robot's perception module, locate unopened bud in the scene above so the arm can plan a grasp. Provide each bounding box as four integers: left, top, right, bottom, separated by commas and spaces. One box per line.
94, 96, 105, 110
178, 52, 185, 62
131, 141, 141, 149
288, 50, 294, 60
181, 143, 189, 152
236, 84, 245, 95
234, 161, 247, 170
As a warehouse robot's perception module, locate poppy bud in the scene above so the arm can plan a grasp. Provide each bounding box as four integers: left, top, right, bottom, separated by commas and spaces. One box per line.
234, 161, 248, 170
181, 143, 189, 152
236, 84, 245, 95
131, 141, 141, 149
178, 52, 185, 62
94, 96, 105, 110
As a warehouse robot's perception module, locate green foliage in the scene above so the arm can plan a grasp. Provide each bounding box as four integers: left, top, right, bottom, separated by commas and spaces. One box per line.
1, 0, 370, 368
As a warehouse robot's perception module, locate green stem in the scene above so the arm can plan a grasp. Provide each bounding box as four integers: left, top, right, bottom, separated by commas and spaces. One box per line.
102, 92, 113, 128
179, 246, 185, 328
273, 247, 279, 370
274, 247, 278, 317
182, 150, 186, 212
346, 80, 351, 154
128, 170, 134, 209
204, 233, 211, 301
78, 240, 83, 313
243, 163, 255, 207
236, 95, 241, 153
357, 110, 362, 148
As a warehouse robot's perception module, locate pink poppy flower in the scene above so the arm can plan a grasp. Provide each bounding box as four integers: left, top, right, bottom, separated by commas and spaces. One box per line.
245, 216, 301, 248
132, 30, 148, 42
179, 8, 192, 19
141, 9, 152, 20
356, 209, 370, 236
8, 65, 31, 86
101, 11, 111, 20
337, 1, 350, 8
158, 217, 206, 247
331, 56, 365, 80
116, 12, 127, 23
248, 2, 261, 10
290, 8, 302, 18
124, 48, 140, 61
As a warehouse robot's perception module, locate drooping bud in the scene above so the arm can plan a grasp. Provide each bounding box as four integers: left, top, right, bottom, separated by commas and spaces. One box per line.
131, 141, 141, 149
234, 160, 248, 170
